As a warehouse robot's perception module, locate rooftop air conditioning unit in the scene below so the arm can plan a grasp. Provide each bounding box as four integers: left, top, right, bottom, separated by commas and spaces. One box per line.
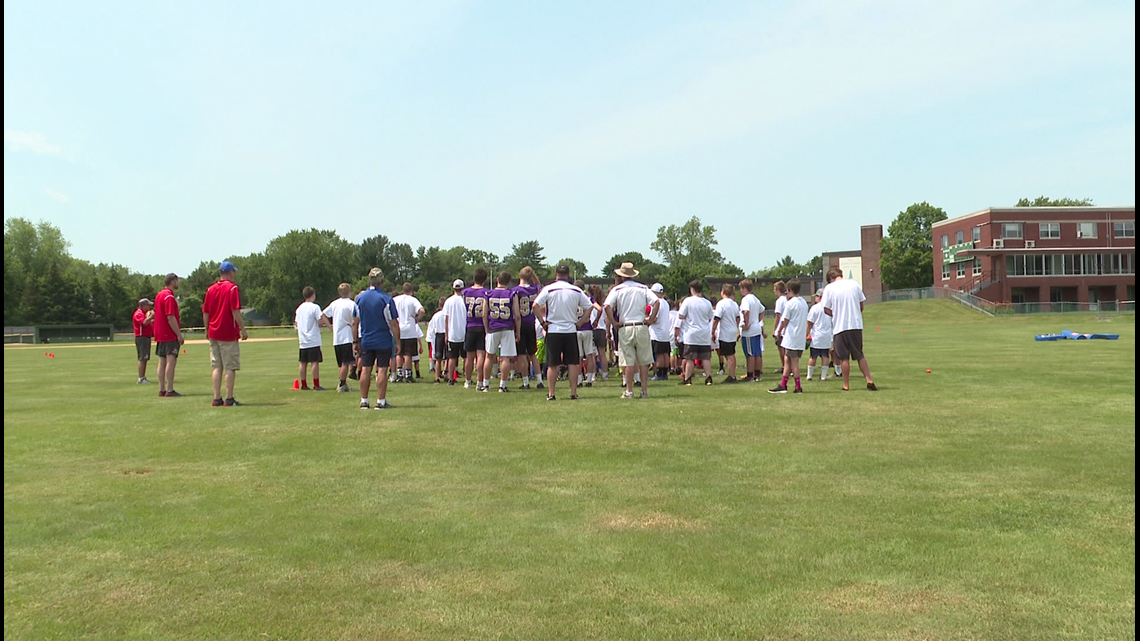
1025, 240, 1036, 248
993, 239, 1005, 249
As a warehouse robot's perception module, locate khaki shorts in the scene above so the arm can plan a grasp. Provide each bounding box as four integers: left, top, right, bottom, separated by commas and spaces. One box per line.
617, 326, 653, 367
576, 330, 597, 357
209, 339, 241, 371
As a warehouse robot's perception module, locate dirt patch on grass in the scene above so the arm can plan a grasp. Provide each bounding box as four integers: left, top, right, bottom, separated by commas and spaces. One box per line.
120, 468, 152, 476
820, 583, 964, 614
597, 511, 704, 532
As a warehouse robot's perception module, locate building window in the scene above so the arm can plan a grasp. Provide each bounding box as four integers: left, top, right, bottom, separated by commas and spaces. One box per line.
1002, 223, 1023, 239
973, 258, 982, 275
972, 226, 981, 242
1077, 222, 1097, 238
956, 262, 966, 278
1011, 288, 1026, 304
941, 234, 949, 248
1039, 223, 1060, 239
1115, 222, 1135, 238
955, 230, 964, 244
941, 263, 950, 280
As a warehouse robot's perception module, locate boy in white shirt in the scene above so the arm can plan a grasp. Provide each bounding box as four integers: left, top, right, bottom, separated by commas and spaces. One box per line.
322, 283, 359, 392
392, 282, 425, 383
674, 280, 715, 386
737, 279, 766, 383
710, 283, 741, 383
770, 280, 808, 394
295, 286, 329, 390
772, 280, 788, 374
805, 290, 833, 381
426, 297, 448, 383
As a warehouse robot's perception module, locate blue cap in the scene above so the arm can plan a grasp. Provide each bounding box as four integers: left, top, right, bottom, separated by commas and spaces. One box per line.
219, 260, 237, 274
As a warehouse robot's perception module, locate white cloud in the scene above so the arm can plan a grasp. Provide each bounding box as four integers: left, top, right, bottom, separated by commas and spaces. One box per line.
43, 188, 70, 203
5, 130, 74, 161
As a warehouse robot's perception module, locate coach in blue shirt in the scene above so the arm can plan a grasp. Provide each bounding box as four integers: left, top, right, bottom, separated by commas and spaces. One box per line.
352, 267, 400, 410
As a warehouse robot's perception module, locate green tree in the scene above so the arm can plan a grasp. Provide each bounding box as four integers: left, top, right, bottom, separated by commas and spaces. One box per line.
601, 251, 667, 282
254, 229, 357, 323
502, 240, 547, 277
554, 258, 588, 280
1016, 196, 1094, 207
415, 245, 469, 284
462, 249, 500, 276
4, 218, 73, 325
650, 216, 724, 268
358, 235, 417, 285
879, 202, 948, 290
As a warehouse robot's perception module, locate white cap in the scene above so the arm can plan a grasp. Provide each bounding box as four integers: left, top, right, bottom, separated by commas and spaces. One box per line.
650, 283, 664, 293
452, 279, 465, 289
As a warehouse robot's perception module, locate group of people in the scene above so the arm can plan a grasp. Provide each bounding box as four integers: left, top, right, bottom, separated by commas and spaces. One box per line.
132, 260, 876, 408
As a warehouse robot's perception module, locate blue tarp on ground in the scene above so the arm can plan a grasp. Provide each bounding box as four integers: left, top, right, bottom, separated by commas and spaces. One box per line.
1035, 329, 1120, 341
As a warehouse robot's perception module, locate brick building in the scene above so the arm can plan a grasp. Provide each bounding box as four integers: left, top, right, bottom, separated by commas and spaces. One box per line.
932, 206, 1135, 305
819, 224, 884, 299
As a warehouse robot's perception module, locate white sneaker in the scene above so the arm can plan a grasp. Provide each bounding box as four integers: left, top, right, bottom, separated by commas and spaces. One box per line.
621, 391, 634, 399
639, 390, 649, 399
359, 400, 370, 410
717, 368, 725, 375
464, 381, 472, 389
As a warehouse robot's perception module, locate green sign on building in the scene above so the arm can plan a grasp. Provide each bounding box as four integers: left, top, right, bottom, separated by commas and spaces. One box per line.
942, 241, 974, 264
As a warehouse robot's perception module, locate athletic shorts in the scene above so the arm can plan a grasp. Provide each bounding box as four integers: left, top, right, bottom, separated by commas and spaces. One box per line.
651, 339, 671, 356
616, 325, 653, 367
718, 340, 737, 357
299, 346, 323, 363
486, 329, 518, 358
535, 338, 546, 365
209, 339, 241, 371
784, 348, 803, 359
135, 336, 152, 361
545, 332, 580, 367
448, 341, 466, 360
593, 329, 608, 351
464, 327, 487, 353
433, 333, 448, 360
683, 344, 712, 360
741, 335, 764, 358
334, 343, 355, 366
576, 330, 597, 357
359, 348, 391, 369
399, 338, 419, 355
156, 340, 180, 357
516, 323, 538, 356
810, 347, 830, 359
833, 329, 865, 362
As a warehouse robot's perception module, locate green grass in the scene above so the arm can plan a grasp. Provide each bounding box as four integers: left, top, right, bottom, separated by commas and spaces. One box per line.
5, 300, 1135, 640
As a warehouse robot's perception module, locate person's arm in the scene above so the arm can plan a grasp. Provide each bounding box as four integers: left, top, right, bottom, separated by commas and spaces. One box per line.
443, 311, 451, 345
143, 310, 155, 326
590, 302, 603, 329
389, 318, 401, 353
647, 298, 660, 326
741, 306, 750, 328
806, 319, 815, 337
860, 302, 864, 313
318, 308, 330, 329
711, 316, 721, 342
778, 316, 790, 336
482, 295, 490, 334
168, 312, 183, 344
674, 312, 685, 345
232, 308, 248, 340
604, 304, 617, 331
202, 311, 210, 335
351, 316, 361, 355
512, 296, 521, 340
824, 306, 833, 317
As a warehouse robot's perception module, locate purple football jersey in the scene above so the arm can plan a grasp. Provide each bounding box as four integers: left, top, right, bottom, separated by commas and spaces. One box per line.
578, 295, 595, 331
462, 287, 490, 329
487, 288, 518, 332
513, 283, 540, 323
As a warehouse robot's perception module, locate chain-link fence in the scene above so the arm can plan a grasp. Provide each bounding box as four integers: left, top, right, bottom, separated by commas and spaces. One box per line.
865, 288, 1135, 317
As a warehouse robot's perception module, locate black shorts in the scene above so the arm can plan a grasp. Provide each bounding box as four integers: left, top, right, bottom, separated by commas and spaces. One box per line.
299, 346, 323, 363
334, 343, 355, 366
810, 347, 830, 359
683, 344, 712, 360
593, 329, 608, 351
651, 339, 671, 356
135, 336, 152, 361
544, 332, 580, 367
784, 348, 803, 359
718, 340, 737, 357
359, 348, 391, 369
448, 341, 466, 360
464, 327, 487, 353
433, 333, 448, 360
515, 323, 537, 356
156, 340, 180, 357
833, 329, 865, 362
399, 338, 419, 355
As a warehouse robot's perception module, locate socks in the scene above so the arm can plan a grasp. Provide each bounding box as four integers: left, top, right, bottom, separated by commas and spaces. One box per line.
807, 365, 813, 379
781, 375, 789, 387
794, 376, 801, 390
314, 378, 320, 388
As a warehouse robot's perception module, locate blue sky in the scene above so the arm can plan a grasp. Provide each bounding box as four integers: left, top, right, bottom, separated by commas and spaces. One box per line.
4, 0, 1135, 277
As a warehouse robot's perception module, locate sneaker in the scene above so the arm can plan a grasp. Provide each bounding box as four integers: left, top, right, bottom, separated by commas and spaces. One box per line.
621, 391, 634, 399
359, 400, 370, 410
768, 385, 788, 394
741, 375, 753, 383
723, 377, 737, 384
518, 383, 530, 390
717, 368, 725, 375
704, 377, 713, 386
536, 382, 545, 389
212, 398, 224, 407
158, 390, 167, 397
546, 395, 557, 401
433, 379, 442, 384
753, 376, 762, 383
312, 385, 326, 391
464, 381, 472, 389
224, 398, 242, 406
300, 385, 311, 391
405, 377, 416, 384
639, 390, 649, 399
498, 387, 509, 393
684, 378, 693, 387
793, 388, 803, 394
415, 371, 422, 379
374, 403, 388, 410
677, 378, 689, 386
165, 390, 183, 398
569, 395, 578, 400
447, 380, 456, 386
479, 386, 489, 393
348, 370, 359, 381
337, 384, 351, 393
867, 383, 878, 391
584, 381, 593, 388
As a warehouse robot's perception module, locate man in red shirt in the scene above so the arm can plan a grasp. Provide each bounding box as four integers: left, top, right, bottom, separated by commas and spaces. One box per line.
133, 298, 156, 384
202, 261, 248, 406
154, 273, 185, 397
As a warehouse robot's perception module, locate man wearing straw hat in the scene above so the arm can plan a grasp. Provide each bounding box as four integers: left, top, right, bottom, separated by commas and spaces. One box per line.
603, 262, 660, 399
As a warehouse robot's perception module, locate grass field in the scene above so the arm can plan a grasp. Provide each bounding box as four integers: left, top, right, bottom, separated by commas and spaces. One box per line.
4, 300, 1135, 640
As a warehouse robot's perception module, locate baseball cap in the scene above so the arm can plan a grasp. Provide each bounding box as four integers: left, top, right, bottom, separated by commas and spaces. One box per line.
650, 283, 664, 293
138, 298, 153, 306
452, 279, 465, 289
219, 260, 237, 274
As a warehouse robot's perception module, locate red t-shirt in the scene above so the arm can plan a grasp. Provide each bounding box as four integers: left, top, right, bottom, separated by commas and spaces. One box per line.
202, 279, 242, 342
132, 307, 154, 337
153, 287, 181, 343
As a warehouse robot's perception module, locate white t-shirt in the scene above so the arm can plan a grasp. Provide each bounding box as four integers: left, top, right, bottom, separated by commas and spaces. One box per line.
603, 280, 658, 325
739, 293, 765, 337
427, 309, 446, 337
806, 302, 833, 348
322, 297, 357, 346
779, 296, 809, 351
295, 300, 323, 349
820, 278, 866, 334
534, 280, 592, 334
677, 296, 714, 346
534, 316, 544, 340
713, 298, 741, 343
649, 296, 673, 342
443, 293, 467, 342
773, 295, 787, 335
590, 306, 608, 331
392, 294, 425, 339
669, 310, 680, 347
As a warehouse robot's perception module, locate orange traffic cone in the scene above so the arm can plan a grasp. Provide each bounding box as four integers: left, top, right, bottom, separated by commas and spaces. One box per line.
293, 379, 300, 390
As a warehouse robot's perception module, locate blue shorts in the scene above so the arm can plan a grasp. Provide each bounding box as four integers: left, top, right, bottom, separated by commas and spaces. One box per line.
741, 335, 764, 357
